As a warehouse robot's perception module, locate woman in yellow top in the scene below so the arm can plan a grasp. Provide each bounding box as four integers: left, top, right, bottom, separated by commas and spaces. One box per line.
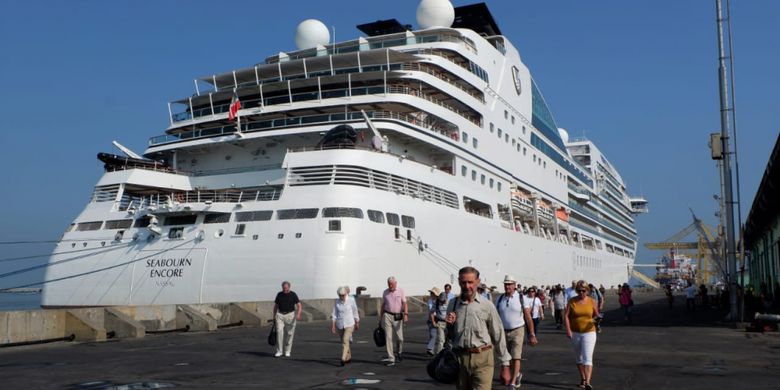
564, 280, 601, 390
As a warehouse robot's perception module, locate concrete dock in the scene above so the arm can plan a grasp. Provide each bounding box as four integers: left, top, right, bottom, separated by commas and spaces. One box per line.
1, 291, 778, 389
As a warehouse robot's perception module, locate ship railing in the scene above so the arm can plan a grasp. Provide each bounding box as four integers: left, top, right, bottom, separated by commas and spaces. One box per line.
567, 182, 591, 196
118, 187, 282, 211
171, 80, 480, 126
267, 32, 476, 64
399, 63, 484, 102
286, 144, 455, 176
105, 162, 281, 178
151, 110, 457, 146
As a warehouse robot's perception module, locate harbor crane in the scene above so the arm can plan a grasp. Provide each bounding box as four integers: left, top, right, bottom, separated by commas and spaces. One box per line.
644, 211, 726, 286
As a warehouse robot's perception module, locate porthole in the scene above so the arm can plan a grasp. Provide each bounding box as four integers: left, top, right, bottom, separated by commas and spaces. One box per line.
215, 229, 225, 238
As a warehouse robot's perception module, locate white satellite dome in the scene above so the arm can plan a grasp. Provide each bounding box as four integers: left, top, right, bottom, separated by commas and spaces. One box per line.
557, 128, 570, 144
295, 19, 330, 50
416, 0, 455, 29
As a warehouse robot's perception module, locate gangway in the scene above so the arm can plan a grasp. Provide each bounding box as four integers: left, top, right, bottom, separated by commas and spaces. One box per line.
631, 268, 661, 289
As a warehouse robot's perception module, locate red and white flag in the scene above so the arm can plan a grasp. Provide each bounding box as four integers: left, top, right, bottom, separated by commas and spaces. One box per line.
228, 92, 241, 121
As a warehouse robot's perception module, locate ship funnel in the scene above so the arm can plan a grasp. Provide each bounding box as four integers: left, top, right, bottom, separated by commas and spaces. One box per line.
416, 0, 454, 29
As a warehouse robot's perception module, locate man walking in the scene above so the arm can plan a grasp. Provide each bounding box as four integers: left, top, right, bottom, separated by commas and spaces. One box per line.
445, 267, 511, 390
380, 276, 407, 366
496, 275, 537, 389
273, 280, 302, 357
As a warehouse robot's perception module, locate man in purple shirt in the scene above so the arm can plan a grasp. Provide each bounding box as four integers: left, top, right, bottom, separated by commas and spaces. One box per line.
379, 276, 407, 366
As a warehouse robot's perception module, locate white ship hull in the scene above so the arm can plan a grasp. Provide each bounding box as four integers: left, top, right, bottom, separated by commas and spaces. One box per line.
43, 149, 632, 306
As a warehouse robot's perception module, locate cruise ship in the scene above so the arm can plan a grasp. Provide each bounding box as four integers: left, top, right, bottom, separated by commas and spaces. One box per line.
42, 1, 648, 306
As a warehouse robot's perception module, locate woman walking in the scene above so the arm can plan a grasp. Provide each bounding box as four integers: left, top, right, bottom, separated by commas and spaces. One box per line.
618, 283, 633, 324
331, 286, 360, 366
564, 280, 600, 390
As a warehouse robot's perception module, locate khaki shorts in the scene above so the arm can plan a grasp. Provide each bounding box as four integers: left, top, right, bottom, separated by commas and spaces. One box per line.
505, 326, 525, 360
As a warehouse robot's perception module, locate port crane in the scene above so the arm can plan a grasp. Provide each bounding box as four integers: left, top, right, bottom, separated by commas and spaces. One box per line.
644, 211, 725, 286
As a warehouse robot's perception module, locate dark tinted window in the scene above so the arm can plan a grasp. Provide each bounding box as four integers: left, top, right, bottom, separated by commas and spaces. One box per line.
401, 215, 415, 229
386, 213, 400, 226
105, 219, 133, 229
163, 215, 197, 226
134, 217, 151, 228
367, 210, 385, 223
204, 213, 231, 224
235, 210, 273, 222
277, 208, 319, 220
322, 208, 364, 219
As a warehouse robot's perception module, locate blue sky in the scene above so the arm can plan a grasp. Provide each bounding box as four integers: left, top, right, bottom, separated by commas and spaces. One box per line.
0, 0, 777, 288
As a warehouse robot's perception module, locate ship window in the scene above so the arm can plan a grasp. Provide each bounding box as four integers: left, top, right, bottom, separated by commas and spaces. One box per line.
134, 217, 151, 228
462, 132, 469, 143
253, 234, 259, 240
367, 210, 385, 223
533, 155, 536, 162
234, 224, 246, 235
168, 227, 184, 239
497, 182, 502, 191
543, 161, 547, 168
163, 215, 197, 226
505, 134, 509, 143
489, 178, 494, 188
277, 208, 319, 219
497, 128, 502, 138
296, 233, 302, 238
386, 213, 400, 226
489, 123, 494, 133
76, 221, 103, 231
471, 170, 476, 181
323, 207, 364, 219
401, 215, 415, 228
504, 110, 508, 119
480, 174, 485, 185
473, 138, 478, 148
461, 166, 467, 176
511, 115, 515, 124
204, 213, 231, 224
236, 210, 273, 222
105, 219, 133, 230
523, 147, 527, 155
512, 139, 516, 147
522, 126, 526, 134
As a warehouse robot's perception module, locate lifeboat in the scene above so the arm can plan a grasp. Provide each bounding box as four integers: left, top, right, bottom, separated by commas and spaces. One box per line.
510, 192, 533, 217
556, 207, 569, 225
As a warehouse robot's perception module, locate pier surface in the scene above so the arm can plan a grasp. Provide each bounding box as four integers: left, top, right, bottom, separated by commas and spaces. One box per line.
1, 291, 778, 389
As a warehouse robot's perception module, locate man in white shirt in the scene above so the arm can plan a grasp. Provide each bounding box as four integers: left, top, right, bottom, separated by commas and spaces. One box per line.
685, 283, 697, 312
331, 286, 359, 366
496, 275, 537, 389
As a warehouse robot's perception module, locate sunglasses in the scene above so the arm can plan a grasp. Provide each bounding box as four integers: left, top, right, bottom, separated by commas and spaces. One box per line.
577, 289, 587, 293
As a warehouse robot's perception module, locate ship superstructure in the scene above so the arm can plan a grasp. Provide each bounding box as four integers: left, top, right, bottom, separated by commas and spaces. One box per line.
43, 1, 646, 306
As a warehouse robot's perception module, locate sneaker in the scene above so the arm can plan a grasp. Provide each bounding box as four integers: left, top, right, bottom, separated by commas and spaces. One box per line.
396, 353, 403, 362
386, 361, 396, 367
516, 373, 523, 387
381, 357, 394, 362
284, 352, 291, 357
274, 352, 283, 358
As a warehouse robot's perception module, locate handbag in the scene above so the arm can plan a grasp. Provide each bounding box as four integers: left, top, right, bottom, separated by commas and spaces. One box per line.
373, 326, 386, 347
426, 348, 460, 384
267, 323, 277, 346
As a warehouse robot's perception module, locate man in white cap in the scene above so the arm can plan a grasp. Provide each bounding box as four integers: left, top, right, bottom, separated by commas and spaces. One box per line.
496, 274, 538, 389
426, 287, 442, 355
